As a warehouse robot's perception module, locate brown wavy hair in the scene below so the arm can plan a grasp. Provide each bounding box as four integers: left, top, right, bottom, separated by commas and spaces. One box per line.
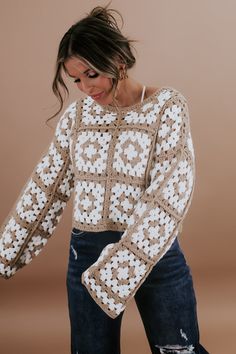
46, 3, 137, 126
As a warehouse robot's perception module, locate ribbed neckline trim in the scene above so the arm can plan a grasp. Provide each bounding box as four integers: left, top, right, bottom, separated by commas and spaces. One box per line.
88, 86, 176, 113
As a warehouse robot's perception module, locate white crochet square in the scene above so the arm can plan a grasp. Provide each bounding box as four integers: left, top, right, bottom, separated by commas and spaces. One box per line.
0, 217, 28, 263
113, 131, 151, 177
57, 162, 74, 197
55, 101, 77, 149
16, 180, 48, 223
108, 182, 143, 224
120, 200, 148, 232
73, 180, 105, 225
148, 155, 178, 193
35, 142, 64, 187
161, 157, 194, 214
0, 263, 18, 278
82, 272, 126, 316
40, 199, 67, 235
123, 105, 159, 125
156, 103, 183, 155
74, 131, 112, 174
123, 89, 172, 125
19, 235, 48, 265
96, 244, 149, 299
129, 205, 177, 259
81, 97, 117, 125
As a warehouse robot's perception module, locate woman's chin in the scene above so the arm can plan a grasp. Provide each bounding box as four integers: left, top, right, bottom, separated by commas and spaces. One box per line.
91, 92, 114, 106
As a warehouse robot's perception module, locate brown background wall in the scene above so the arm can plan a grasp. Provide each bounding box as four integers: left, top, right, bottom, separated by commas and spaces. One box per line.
0, 1, 235, 353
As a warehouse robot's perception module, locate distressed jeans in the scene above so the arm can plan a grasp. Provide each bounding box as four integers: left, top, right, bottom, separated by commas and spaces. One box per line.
66, 228, 209, 354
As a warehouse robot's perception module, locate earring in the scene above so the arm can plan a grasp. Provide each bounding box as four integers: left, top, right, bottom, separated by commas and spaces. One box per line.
119, 67, 128, 80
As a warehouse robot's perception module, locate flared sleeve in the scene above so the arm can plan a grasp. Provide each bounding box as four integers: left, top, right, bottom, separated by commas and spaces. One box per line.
0, 101, 77, 279
81, 92, 196, 319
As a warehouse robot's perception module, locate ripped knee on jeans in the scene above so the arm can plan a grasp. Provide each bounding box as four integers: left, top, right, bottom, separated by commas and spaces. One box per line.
155, 344, 196, 354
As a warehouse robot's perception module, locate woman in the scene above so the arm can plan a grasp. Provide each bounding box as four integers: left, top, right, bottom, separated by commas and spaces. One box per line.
0, 5, 209, 354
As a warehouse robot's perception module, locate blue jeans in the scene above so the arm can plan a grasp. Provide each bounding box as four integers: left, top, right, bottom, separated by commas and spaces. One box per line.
66, 228, 209, 354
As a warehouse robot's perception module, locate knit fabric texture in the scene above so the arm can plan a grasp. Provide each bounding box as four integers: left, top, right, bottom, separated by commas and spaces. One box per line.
0, 86, 195, 319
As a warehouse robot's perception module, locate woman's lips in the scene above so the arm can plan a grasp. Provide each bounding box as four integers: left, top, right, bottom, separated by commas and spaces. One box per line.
91, 92, 104, 100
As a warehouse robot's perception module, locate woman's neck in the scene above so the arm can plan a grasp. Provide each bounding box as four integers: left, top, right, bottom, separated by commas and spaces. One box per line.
111, 78, 145, 108
110, 78, 159, 108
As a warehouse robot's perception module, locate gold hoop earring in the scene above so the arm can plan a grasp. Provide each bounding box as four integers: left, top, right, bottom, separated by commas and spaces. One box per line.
119, 68, 128, 80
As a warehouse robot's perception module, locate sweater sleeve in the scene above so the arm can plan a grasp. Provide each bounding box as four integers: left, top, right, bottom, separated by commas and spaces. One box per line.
81, 92, 196, 319
0, 101, 77, 279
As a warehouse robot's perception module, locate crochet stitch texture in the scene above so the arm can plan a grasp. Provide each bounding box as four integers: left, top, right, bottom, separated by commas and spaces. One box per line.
0, 86, 195, 319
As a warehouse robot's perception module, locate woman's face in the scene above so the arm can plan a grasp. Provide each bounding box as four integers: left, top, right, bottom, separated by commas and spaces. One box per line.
64, 57, 115, 105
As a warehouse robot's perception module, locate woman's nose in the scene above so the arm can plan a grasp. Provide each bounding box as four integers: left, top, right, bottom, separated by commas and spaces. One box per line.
78, 79, 92, 94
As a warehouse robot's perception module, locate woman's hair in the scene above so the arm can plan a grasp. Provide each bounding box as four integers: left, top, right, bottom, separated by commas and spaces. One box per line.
47, 3, 136, 125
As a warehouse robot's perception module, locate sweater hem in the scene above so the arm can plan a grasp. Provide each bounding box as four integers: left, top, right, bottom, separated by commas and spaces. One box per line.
72, 221, 128, 233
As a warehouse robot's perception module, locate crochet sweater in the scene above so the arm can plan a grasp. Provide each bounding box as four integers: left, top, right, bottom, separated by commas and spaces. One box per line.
0, 86, 195, 319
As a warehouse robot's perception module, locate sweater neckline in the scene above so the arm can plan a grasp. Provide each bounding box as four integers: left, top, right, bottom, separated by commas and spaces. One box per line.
91, 86, 168, 113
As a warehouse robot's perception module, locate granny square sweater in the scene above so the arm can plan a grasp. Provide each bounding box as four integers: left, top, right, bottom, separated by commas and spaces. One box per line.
0, 86, 195, 319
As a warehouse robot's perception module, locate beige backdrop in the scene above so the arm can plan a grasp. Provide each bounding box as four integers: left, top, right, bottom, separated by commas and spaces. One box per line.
0, 1, 235, 353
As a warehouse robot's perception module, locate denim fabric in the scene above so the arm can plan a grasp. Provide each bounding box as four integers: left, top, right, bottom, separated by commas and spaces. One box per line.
66, 228, 209, 354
